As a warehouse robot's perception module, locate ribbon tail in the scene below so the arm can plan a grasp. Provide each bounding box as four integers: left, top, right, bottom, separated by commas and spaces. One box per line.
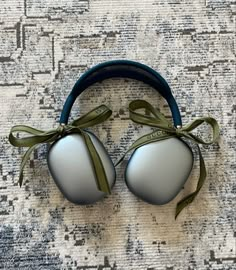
175, 193, 195, 220
18, 144, 38, 187
115, 154, 126, 167
175, 145, 207, 219
81, 131, 111, 194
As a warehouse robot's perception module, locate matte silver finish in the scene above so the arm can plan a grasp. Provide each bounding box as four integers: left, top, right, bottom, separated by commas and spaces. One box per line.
125, 138, 194, 205
47, 132, 116, 204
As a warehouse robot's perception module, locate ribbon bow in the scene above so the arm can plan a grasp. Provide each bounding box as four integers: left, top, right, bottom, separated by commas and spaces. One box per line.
9, 105, 112, 194
116, 100, 220, 219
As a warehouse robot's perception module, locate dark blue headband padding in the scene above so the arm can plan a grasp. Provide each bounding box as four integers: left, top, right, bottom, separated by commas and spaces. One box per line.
60, 60, 182, 127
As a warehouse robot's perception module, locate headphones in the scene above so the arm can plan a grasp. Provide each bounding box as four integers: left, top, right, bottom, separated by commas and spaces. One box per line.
9, 60, 220, 218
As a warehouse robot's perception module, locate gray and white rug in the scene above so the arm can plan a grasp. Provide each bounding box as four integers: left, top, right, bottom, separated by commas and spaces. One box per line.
0, 0, 235, 269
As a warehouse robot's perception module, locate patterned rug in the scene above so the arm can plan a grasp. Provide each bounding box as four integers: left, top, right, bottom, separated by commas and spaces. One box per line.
0, 1, 235, 269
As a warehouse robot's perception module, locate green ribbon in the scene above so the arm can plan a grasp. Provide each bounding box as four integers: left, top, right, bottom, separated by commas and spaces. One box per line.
9, 105, 112, 194
116, 100, 220, 219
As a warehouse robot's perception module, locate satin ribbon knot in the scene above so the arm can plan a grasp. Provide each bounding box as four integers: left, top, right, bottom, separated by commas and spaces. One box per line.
116, 100, 220, 219
9, 105, 112, 194
56, 124, 67, 137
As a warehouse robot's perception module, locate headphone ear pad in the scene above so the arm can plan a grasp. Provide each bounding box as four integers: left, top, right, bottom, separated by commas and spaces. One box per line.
125, 137, 194, 205
47, 131, 116, 204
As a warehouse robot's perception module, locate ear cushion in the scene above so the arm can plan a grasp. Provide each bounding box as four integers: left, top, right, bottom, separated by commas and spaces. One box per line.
125, 137, 194, 205
47, 131, 116, 204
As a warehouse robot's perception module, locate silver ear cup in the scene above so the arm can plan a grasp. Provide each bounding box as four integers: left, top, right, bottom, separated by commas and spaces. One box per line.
47, 132, 116, 204
125, 138, 194, 205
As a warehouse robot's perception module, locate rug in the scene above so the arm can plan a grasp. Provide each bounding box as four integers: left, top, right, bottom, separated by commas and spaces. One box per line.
0, 0, 235, 269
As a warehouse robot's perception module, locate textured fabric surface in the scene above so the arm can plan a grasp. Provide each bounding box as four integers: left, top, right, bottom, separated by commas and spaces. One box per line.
0, 1, 235, 269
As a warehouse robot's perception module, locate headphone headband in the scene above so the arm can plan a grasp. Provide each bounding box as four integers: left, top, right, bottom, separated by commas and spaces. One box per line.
60, 60, 182, 127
